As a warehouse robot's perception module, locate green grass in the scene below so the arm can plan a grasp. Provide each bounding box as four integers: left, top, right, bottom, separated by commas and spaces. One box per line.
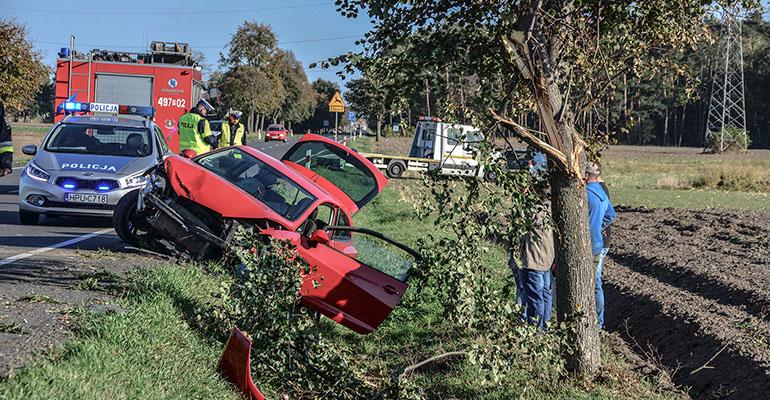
0, 266, 238, 400
9, 123, 52, 167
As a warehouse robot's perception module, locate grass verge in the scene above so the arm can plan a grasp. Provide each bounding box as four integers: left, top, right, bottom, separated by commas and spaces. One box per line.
0, 265, 237, 400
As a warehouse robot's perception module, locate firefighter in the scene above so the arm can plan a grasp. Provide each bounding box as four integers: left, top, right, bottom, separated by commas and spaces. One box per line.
218, 110, 246, 148
178, 99, 217, 155
0, 97, 12, 177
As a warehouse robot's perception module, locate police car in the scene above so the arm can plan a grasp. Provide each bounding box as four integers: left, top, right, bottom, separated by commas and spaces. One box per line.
18, 102, 170, 225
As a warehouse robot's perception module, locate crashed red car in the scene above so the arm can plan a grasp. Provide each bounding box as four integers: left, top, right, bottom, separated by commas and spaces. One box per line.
113, 134, 418, 334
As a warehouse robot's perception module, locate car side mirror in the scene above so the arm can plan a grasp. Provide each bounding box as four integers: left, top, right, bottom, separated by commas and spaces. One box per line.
22, 144, 37, 156
181, 149, 197, 159
309, 229, 330, 244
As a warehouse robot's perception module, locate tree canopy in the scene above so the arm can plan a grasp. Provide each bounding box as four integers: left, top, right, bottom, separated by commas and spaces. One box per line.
0, 20, 49, 114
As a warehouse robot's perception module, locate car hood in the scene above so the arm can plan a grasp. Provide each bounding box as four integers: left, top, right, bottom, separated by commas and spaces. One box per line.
33, 151, 155, 176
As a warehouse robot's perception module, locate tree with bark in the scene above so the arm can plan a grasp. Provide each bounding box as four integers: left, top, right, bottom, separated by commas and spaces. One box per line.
0, 19, 49, 114
274, 49, 315, 131
219, 21, 285, 134
333, 0, 742, 374
345, 76, 388, 140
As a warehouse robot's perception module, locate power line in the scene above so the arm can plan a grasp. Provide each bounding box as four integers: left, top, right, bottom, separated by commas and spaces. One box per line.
32, 34, 363, 52
4, 2, 329, 16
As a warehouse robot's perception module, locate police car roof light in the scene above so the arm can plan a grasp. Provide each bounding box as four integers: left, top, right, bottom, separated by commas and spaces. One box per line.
61, 102, 155, 118
418, 116, 441, 122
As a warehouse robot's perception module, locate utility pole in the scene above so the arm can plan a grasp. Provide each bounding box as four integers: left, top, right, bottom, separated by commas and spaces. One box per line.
705, 3, 748, 152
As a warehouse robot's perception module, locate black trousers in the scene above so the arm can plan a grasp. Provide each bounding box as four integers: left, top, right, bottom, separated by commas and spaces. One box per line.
0, 152, 12, 170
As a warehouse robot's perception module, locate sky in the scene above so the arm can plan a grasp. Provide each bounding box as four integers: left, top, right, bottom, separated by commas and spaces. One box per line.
2, 0, 372, 90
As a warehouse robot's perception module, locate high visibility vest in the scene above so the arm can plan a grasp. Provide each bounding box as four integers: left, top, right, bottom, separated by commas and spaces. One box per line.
0, 103, 11, 154
178, 112, 211, 154
218, 122, 246, 148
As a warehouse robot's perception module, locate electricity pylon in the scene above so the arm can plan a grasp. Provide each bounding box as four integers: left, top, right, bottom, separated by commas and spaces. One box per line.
705, 4, 748, 152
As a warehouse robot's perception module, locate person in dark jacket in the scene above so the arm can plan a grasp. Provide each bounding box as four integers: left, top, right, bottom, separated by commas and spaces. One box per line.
0, 98, 12, 176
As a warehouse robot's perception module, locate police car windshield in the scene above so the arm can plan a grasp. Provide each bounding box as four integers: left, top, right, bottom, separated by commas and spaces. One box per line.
45, 123, 153, 157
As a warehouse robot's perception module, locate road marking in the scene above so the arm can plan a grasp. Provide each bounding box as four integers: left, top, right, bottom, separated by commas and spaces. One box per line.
0, 228, 114, 267
12, 166, 23, 170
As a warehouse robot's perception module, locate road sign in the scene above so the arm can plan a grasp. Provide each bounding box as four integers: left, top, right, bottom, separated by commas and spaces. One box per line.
348, 111, 356, 121
328, 91, 346, 113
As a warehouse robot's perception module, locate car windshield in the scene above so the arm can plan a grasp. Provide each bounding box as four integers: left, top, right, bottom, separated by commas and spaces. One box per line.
45, 123, 153, 157
268, 125, 283, 131
197, 148, 316, 220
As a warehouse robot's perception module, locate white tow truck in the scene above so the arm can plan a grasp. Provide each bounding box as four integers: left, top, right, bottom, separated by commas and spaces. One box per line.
360, 117, 497, 179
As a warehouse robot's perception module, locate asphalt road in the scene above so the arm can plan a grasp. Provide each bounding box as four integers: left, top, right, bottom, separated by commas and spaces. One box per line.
0, 136, 300, 268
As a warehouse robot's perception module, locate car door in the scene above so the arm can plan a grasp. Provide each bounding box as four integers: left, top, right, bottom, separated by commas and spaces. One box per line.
281, 134, 388, 216
264, 226, 418, 334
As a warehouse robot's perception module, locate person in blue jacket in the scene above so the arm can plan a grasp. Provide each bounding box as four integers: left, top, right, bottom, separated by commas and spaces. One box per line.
586, 162, 617, 329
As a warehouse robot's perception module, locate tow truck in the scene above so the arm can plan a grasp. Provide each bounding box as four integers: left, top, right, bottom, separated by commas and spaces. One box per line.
360, 117, 531, 179
360, 117, 493, 179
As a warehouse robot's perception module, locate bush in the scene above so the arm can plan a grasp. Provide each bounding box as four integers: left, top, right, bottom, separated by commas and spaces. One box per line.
706, 126, 751, 152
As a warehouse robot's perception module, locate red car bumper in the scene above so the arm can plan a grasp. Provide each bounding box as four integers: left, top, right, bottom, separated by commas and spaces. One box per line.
265, 132, 286, 140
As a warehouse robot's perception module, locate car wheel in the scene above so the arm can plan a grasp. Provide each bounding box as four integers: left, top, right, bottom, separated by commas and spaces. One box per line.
386, 161, 406, 179
114, 189, 145, 246
19, 211, 40, 225
484, 170, 497, 182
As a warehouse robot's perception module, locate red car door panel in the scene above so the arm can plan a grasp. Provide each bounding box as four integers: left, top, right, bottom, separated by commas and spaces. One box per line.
263, 229, 407, 334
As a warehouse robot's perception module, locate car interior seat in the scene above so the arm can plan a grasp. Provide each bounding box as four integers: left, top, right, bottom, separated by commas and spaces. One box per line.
126, 133, 147, 156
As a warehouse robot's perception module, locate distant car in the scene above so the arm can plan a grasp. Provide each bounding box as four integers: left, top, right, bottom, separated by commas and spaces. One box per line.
18, 110, 170, 225
114, 134, 419, 334
265, 124, 287, 142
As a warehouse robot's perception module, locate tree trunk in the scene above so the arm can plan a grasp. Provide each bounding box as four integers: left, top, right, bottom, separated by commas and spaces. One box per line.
678, 103, 686, 147
550, 150, 601, 374
376, 114, 382, 142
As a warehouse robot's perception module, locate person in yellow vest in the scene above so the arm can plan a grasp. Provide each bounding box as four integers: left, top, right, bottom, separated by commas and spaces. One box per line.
218, 110, 247, 148
178, 99, 217, 155
0, 98, 12, 177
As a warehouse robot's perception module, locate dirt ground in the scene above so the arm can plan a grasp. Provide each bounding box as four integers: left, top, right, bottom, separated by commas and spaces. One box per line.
605, 206, 770, 400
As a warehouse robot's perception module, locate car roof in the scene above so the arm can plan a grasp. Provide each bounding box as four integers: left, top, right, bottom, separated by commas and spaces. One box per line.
235, 145, 340, 206
61, 115, 152, 128
267, 124, 284, 128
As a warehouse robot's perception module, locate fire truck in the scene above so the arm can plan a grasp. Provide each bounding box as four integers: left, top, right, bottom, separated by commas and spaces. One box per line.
54, 41, 205, 153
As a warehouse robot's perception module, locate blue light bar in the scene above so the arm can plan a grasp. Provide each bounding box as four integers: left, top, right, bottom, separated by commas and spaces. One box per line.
63, 183, 76, 189
60, 101, 155, 118
97, 185, 110, 191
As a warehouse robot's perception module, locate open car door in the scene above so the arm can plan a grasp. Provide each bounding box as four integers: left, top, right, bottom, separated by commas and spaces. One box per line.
265, 226, 419, 334
281, 134, 388, 215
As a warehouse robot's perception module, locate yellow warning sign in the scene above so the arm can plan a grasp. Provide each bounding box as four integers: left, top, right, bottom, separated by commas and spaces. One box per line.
328, 91, 346, 113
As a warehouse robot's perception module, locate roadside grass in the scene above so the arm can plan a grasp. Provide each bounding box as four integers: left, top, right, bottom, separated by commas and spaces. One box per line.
0, 265, 237, 400
9, 123, 51, 167
355, 135, 770, 210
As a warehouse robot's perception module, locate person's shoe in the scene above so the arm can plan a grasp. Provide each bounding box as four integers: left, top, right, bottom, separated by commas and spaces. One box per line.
0, 168, 12, 177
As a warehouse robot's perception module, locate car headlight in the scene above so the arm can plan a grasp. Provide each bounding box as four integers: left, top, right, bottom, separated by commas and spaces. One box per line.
26, 162, 50, 182
125, 173, 148, 187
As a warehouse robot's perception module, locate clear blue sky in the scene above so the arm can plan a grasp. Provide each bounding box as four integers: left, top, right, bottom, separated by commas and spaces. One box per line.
2, 0, 371, 91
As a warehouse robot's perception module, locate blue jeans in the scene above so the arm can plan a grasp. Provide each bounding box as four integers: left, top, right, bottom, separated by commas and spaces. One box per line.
522, 269, 552, 329
595, 248, 609, 329
515, 268, 527, 318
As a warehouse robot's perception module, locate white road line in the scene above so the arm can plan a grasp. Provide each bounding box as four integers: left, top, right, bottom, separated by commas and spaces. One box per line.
12, 166, 24, 170
0, 228, 113, 267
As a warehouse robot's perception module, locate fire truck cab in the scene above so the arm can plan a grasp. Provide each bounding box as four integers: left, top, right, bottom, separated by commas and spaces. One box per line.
55, 41, 205, 153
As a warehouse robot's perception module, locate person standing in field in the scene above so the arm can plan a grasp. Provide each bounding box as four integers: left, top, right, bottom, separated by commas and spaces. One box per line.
0, 98, 13, 177
585, 162, 617, 329
509, 152, 554, 329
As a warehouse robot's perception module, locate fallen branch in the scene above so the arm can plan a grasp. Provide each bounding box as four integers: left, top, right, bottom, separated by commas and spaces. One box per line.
690, 344, 728, 376
398, 351, 468, 381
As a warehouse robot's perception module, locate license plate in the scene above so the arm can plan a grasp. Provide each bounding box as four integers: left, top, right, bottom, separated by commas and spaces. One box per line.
65, 193, 108, 204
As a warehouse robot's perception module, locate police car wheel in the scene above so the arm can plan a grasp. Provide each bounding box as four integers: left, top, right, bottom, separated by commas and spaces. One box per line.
19, 211, 40, 225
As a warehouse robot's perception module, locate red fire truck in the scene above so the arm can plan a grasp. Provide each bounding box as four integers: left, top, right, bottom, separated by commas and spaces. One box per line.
54, 41, 205, 153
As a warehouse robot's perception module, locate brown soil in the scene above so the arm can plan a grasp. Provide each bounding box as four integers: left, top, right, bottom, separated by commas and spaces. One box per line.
605, 206, 770, 400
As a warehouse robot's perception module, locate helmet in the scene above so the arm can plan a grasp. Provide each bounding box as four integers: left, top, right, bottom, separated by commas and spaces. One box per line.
196, 98, 215, 114
228, 110, 243, 119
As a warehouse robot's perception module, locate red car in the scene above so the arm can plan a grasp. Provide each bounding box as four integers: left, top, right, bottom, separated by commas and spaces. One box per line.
264, 123, 287, 142
113, 134, 418, 334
